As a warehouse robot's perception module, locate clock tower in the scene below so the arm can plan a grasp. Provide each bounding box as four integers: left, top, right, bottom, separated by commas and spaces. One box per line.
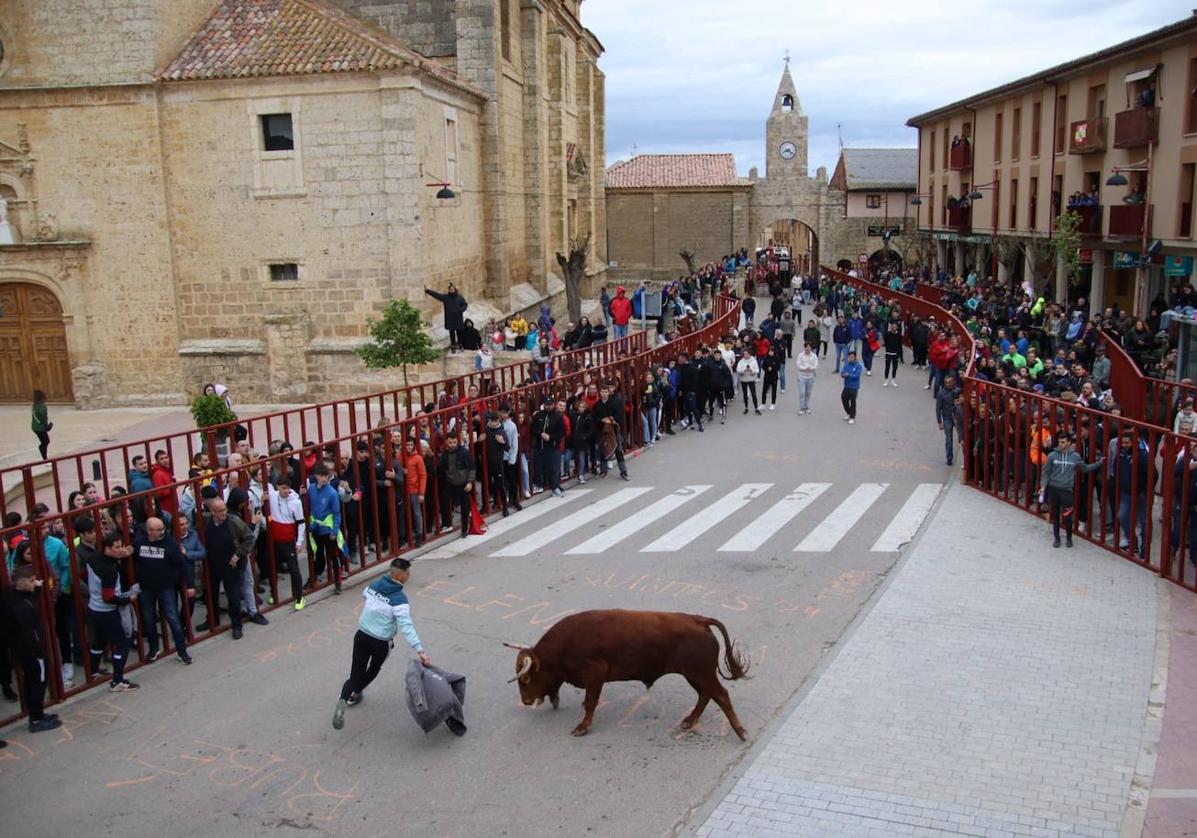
765, 62, 808, 180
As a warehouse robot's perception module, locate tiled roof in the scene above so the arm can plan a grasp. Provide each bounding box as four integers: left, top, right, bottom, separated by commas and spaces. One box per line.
839, 148, 918, 191
157, 0, 476, 94
606, 154, 744, 189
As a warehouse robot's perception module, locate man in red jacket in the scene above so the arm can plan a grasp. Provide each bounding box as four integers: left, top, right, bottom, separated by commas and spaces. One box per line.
150, 449, 179, 521
609, 286, 633, 340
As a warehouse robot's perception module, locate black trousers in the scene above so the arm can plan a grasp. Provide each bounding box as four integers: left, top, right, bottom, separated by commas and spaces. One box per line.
762, 373, 778, 405
841, 387, 858, 419
17, 655, 46, 722
884, 354, 899, 378
502, 461, 521, 506
35, 430, 50, 460
487, 463, 507, 511
206, 560, 243, 628
444, 484, 469, 535
88, 607, 130, 683
741, 381, 758, 410
683, 392, 703, 428
340, 630, 391, 701
448, 328, 461, 350
782, 334, 794, 358
273, 541, 304, 601
1047, 487, 1075, 539
312, 533, 343, 585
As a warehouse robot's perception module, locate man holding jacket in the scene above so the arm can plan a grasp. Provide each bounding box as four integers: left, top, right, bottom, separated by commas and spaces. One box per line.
593, 383, 630, 480
133, 517, 194, 664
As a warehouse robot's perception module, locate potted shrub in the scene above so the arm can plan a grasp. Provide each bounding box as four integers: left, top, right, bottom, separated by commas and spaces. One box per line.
189, 393, 238, 465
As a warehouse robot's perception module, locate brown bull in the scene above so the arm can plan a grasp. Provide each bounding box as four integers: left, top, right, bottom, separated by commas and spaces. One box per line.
504, 609, 750, 739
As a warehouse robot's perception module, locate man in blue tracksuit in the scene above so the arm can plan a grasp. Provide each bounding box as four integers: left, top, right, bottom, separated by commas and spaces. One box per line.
307, 463, 345, 593
832, 315, 851, 372
848, 312, 867, 359
333, 557, 430, 730
840, 351, 863, 424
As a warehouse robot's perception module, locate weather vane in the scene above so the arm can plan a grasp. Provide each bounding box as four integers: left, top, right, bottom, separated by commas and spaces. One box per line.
784, 49, 790, 66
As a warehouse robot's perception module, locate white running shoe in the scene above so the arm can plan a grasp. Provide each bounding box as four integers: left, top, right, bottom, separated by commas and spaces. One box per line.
848, 418, 855, 424
769, 404, 775, 411
892, 381, 898, 388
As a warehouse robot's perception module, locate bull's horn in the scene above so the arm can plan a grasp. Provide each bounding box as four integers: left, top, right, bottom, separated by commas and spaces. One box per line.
507, 653, 535, 683
501, 642, 531, 651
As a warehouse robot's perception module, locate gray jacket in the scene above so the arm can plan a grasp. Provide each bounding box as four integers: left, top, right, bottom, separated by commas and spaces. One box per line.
405, 661, 467, 736
1040, 450, 1102, 492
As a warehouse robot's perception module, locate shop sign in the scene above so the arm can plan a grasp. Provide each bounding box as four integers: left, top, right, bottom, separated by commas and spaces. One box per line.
1113, 251, 1139, 269
1165, 256, 1194, 277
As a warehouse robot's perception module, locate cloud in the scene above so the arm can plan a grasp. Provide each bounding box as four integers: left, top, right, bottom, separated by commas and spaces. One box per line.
583, 0, 1191, 176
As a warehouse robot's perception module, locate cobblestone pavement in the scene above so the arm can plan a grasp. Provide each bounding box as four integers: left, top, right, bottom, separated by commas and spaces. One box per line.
690, 482, 1160, 838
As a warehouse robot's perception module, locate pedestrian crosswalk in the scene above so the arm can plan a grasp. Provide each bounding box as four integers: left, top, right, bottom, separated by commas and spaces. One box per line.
426, 481, 945, 560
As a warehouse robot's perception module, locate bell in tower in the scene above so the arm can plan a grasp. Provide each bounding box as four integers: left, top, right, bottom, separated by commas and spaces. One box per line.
766, 57, 809, 180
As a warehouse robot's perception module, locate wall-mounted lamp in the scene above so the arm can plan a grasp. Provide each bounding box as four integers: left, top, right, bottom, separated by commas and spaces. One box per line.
427, 182, 456, 200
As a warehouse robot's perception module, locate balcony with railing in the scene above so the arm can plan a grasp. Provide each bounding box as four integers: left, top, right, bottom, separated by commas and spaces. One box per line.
1068, 203, 1103, 236
1113, 107, 1159, 148
949, 140, 972, 171
1068, 118, 1107, 154
1109, 204, 1152, 238
946, 205, 972, 232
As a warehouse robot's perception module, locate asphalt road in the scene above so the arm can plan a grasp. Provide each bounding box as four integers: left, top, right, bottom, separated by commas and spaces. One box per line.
0, 357, 950, 838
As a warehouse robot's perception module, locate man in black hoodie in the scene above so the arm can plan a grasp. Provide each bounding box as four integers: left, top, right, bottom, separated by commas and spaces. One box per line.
593, 383, 630, 480
483, 411, 510, 514
677, 353, 704, 433
532, 398, 566, 497
134, 517, 195, 665
4, 565, 61, 732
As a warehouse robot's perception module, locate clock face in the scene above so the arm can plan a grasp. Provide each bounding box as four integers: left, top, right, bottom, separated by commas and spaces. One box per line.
779, 142, 797, 160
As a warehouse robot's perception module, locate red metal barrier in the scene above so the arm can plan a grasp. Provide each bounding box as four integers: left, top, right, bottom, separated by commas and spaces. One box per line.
0, 295, 741, 725
0, 330, 648, 522
818, 264, 1196, 606
1098, 331, 1147, 422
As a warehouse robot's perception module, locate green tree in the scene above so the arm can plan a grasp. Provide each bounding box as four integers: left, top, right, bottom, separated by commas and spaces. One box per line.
1051, 210, 1083, 294
356, 299, 440, 391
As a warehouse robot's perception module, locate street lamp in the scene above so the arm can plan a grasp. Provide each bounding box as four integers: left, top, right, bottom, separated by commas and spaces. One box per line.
1106, 143, 1153, 315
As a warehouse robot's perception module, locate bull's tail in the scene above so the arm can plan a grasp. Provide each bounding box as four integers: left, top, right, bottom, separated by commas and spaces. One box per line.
698, 616, 751, 681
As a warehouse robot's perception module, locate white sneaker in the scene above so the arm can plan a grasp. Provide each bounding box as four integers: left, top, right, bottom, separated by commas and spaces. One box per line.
892, 381, 898, 388
923, 384, 931, 390
848, 418, 855, 424
769, 404, 775, 411
866, 371, 872, 376
881, 381, 888, 387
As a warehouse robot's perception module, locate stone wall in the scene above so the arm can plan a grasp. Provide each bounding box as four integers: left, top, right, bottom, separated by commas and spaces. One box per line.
326, 0, 458, 57
606, 188, 752, 282
0, 87, 186, 405
1, 0, 219, 87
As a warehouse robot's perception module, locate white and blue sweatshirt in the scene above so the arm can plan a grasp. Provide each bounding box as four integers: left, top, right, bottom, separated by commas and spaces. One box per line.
359, 575, 422, 651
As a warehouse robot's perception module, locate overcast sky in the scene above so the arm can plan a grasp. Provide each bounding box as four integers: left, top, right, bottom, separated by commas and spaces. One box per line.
581, 0, 1190, 178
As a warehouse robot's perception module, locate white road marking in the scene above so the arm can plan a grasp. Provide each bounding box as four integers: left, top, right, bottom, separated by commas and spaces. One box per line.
565, 485, 713, 554
491, 487, 652, 557
794, 483, 888, 552
718, 483, 831, 552
871, 483, 943, 552
420, 490, 592, 559
642, 483, 774, 552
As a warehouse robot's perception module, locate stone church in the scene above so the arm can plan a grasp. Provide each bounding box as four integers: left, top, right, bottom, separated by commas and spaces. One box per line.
606, 64, 917, 284
0, 0, 606, 406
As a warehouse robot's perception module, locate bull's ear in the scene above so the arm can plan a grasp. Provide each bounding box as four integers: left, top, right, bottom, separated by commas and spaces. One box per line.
501, 641, 531, 651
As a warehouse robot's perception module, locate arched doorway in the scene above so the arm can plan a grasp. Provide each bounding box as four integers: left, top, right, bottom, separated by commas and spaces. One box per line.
868, 248, 903, 278
757, 218, 819, 277
0, 283, 72, 402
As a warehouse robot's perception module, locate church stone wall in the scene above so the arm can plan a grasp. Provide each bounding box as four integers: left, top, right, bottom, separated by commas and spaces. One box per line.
2, 0, 220, 87
327, 1, 458, 57
0, 88, 185, 405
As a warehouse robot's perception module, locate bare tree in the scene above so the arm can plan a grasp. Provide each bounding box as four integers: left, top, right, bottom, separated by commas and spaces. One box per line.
1021, 237, 1055, 295
996, 238, 1023, 282
555, 234, 591, 324
679, 248, 697, 275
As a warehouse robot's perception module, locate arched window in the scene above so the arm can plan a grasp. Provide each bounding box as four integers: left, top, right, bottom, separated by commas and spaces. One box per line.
781, 94, 793, 112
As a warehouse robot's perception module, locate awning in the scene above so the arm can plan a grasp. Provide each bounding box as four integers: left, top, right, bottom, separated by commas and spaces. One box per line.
1125, 67, 1158, 84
